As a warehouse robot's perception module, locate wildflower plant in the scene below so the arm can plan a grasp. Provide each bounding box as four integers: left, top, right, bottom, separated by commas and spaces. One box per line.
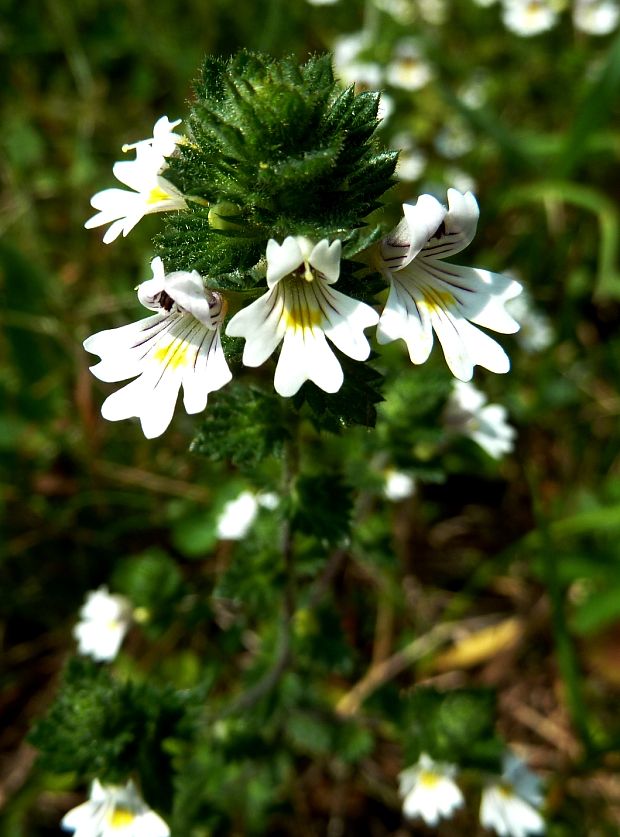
30, 50, 540, 835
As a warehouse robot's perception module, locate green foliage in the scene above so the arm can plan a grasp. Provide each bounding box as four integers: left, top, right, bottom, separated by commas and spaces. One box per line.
191, 381, 291, 470
156, 52, 396, 282
29, 659, 194, 810
404, 688, 502, 770
292, 472, 353, 545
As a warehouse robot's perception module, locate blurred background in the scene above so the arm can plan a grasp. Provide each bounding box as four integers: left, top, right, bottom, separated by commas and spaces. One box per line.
2, 0, 620, 834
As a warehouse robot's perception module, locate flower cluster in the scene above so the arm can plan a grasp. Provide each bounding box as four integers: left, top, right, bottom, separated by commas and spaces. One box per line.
84, 119, 521, 439
398, 752, 545, 836
473, 0, 619, 36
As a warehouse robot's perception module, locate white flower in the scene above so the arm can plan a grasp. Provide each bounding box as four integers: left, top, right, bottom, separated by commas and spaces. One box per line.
398, 753, 464, 826
392, 132, 427, 182
506, 287, 554, 352
416, 0, 448, 24
384, 469, 417, 500
501, 0, 559, 36
84, 257, 232, 439
444, 380, 516, 458
121, 115, 183, 158
61, 779, 169, 837
73, 587, 132, 662
386, 40, 433, 91
216, 490, 259, 540
573, 0, 619, 33
376, 189, 522, 381
85, 144, 186, 244
373, 0, 416, 22
226, 237, 379, 397
480, 753, 545, 837
216, 490, 279, 540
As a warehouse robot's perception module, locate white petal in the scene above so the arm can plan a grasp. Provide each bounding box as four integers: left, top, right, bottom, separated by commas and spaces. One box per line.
308, 238, 342, 283
274, 327, 343, 396
182, 328, 232, 414
381, 194, 447, 269
165, 270, 217, 327
417, 189, 479, 259
135, 811, 171, 837
266, 237, 304, 287
226, 288, 286, 367
85, 316, 170, 382
376, 276, 434, 365
432, 309, 510, 381
421, 259, 522, 333
321, 286, 378, 360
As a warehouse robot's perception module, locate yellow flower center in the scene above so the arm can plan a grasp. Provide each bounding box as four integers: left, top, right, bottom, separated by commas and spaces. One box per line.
108, 808, 136, 828
498, 782, 516, 799
147, 185, 173, 205
419, 770, 441, 788
281, 274, 324, 334
153, 339, 192, 369
420, 287, 456, 313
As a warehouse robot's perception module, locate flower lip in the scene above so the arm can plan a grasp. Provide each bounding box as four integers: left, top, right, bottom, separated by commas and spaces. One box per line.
266, 236, 342, 287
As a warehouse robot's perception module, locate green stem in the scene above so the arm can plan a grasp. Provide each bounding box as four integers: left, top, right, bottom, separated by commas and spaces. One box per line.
225, 432, 298, 715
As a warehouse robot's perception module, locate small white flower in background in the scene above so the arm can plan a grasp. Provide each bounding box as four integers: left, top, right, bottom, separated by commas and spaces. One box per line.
74, 587, 132, 662
332, 31, 384, 93
376, 189, 522, 381
227, 237, 379, 397
444, 380, 516, 459
506, 287, 554, 352
443, 167, 478, 195
61, 779, 169, 837
121, 115, 183, 158
332, 31, 369, 70
84, 257, 231, 439
384, 469, 417, 501
398, 753, 464, 826
386, 40, 433, 91
434, 118, 475, 159
85, 144, 186, 244
416, 0, 449, 24
373, 0, 416, 23
501, 0, 559, 36
473, 0, 500, 7
480, 752, 545, 837
573, 0, 619, 33
216, 490, 278, 540
392, 132, 427, 182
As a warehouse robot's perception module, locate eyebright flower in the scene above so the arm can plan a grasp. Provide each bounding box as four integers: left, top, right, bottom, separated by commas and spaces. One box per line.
501, 0, 559, 36
383, 469, 417, 501
226, 236, 379, 397
84, 257, 231, 439
386, 39, 433, 91
121, 115, 183, 158
480, 753, 545, 837
61, 779, 169, 837
85, 144, 186, 244
573, 0, 619, 34
398, 753, 464, 826
376, 189, 522, 381
73, 587, 132, 662
216, 490, 278, 540
444, 380, 516, 459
